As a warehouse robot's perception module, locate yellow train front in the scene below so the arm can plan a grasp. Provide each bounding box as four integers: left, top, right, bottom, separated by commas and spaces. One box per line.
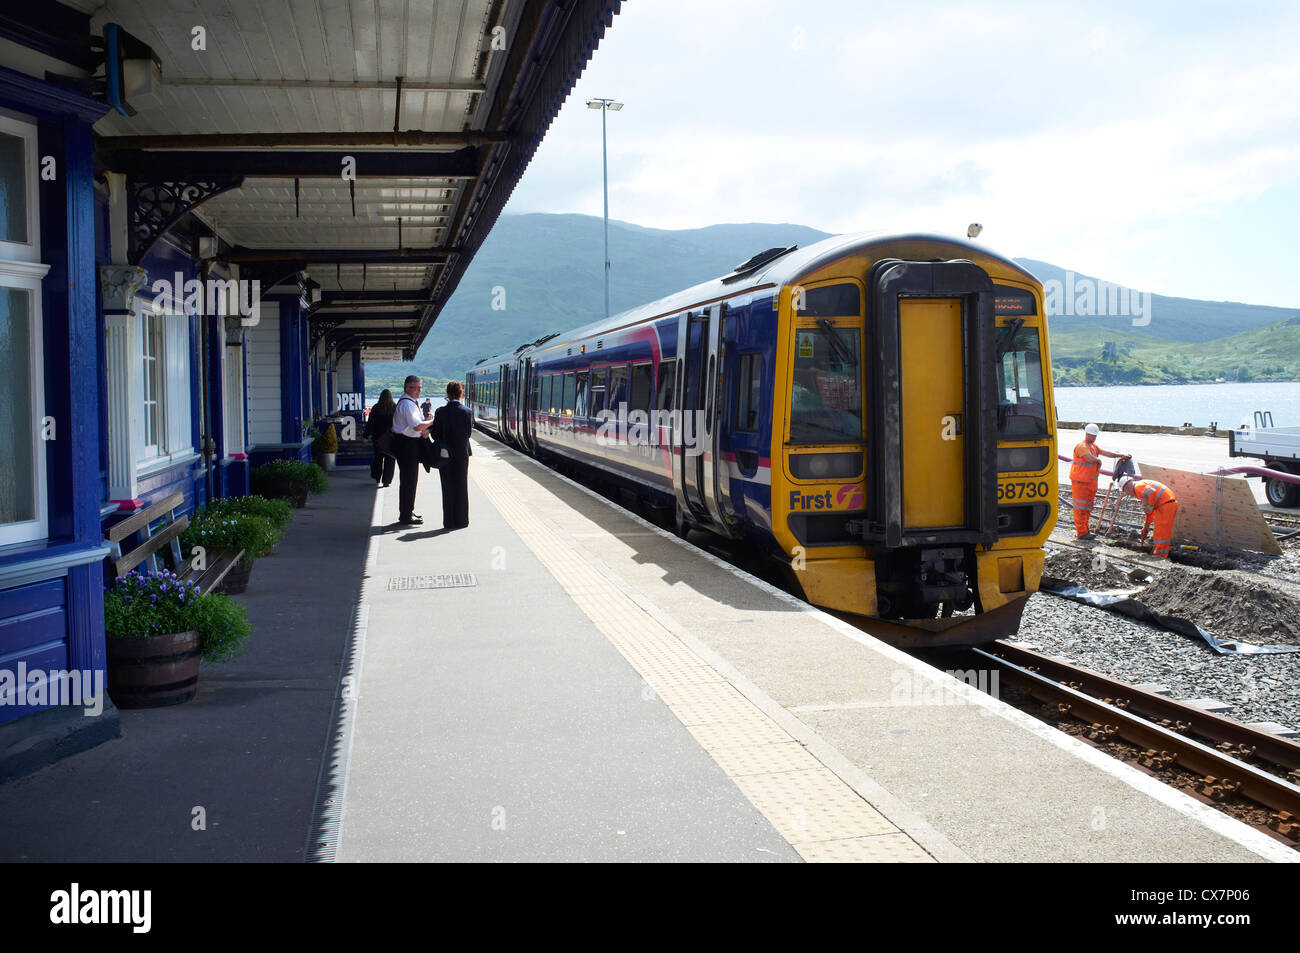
768, 235, 1056, 647
468, 232, 1056, 648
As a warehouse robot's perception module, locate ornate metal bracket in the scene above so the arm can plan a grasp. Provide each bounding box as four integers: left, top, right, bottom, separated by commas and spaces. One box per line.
128, 175, 245, 264
310, 316, 346, 350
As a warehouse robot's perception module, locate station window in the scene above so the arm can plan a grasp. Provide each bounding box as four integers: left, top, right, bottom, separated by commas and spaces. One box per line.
0, 115, 45, 546
736, 352, 762, 432
995, 325, 1048, 437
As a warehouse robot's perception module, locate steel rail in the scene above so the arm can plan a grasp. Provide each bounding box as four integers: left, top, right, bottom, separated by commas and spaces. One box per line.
970, 646, 1300, 833
991, 641, 1300, 772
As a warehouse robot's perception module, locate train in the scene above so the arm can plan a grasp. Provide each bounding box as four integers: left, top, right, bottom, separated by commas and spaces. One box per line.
464, 232, 1057, 647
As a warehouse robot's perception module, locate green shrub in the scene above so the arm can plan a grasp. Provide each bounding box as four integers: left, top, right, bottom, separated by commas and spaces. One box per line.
314, 423, 338, 455
204, 494, 293, 531
181, 511, 279, 563
251, 458, 329, 495
104, 570, 251, 663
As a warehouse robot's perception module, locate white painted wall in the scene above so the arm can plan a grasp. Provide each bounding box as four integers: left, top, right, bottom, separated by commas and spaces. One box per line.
245, 301, 282, 445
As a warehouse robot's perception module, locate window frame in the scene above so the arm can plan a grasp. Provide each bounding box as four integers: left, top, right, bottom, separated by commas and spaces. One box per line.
0, 112, 41, 264
0, 111, 47, 546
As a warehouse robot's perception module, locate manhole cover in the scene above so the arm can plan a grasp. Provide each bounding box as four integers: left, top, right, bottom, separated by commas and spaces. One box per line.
387, 573, 478, 590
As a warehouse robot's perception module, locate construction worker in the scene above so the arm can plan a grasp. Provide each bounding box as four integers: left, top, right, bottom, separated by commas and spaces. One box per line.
1120, 476, 1179, 558
1069, 424, 1131, 539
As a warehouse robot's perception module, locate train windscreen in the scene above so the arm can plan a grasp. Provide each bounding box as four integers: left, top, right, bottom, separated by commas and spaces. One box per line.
995, 325, 1048, 437
789, 326, 862, 444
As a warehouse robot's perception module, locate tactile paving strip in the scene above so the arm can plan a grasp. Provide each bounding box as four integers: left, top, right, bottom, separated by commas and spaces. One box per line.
473, 462, 936, 864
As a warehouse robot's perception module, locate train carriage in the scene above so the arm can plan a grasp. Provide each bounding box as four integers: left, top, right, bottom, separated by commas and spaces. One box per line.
466, 232, 1056, 646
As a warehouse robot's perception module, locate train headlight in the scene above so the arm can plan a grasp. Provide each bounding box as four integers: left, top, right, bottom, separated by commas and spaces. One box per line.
997, 446, 1049, 473
790, 452, 863, 480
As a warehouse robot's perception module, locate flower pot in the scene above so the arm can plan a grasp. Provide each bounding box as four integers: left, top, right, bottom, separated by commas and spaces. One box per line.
321, 452, 336, 471
107, 630, 202, 709
218, 559, 254, 595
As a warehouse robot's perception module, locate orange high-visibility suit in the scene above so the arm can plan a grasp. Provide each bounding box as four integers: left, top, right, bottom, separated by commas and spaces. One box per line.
1069, 440, 1104, 536
1132, 479, 1178, 558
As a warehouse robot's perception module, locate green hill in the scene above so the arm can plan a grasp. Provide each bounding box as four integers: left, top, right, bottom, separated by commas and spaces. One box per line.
364, 214, 1300, 394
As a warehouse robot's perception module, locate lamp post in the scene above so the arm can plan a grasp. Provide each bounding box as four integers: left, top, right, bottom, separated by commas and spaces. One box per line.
586, 97, 623, 317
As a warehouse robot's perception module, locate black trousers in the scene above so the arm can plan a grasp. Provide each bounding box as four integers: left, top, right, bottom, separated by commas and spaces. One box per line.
369, 440, 395, 485
439, 457, 470, 528
395, 435, 421, 520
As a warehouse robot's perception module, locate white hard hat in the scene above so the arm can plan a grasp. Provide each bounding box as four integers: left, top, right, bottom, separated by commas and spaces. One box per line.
1118, 476, 1133, 491
1085, 423, 1100, 436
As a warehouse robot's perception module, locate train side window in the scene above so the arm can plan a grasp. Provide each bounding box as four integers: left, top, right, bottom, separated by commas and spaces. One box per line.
630, 362, 653, 413
540, 375, 552, 413
589, 367, 608, 418
656, 360, 676, 411
575, 371, 589, 417
608, 365, 629, 415
562, 373, 575, 416
736, 352, 761, 432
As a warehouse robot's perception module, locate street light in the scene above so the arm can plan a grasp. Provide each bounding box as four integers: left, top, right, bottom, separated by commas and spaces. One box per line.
586, 97, 623, 317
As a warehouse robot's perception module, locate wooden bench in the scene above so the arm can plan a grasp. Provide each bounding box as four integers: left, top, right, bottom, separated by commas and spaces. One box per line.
104, 492, 190, 578
103, 491, 244, 592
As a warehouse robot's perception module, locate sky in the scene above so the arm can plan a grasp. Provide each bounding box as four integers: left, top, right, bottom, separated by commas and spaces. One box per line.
503, 0, 1300, 309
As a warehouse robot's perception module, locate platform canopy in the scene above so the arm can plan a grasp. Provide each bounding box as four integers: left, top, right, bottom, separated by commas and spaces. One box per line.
73, 0, 619, 359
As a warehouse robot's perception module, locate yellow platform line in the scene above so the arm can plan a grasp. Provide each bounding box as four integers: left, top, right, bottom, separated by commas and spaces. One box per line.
472, 462, 934, 863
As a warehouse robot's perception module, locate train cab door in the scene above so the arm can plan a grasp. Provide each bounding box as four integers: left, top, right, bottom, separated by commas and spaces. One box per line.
865, 259, 998, 548
500, 362, 510, 437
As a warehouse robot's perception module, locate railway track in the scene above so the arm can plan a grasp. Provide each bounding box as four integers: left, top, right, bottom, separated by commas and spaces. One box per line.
974, 641, 1300, 843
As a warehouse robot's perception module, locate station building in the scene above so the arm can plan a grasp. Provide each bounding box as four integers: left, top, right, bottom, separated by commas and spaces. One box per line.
0, 0, 618, 773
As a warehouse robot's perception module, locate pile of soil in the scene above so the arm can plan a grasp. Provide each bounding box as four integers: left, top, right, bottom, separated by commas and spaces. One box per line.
1136, 572, 1300, 646
1041, 547, 1145, 591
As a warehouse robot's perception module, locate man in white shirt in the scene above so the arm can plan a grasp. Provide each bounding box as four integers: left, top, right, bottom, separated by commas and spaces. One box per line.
392, 375, 433, 524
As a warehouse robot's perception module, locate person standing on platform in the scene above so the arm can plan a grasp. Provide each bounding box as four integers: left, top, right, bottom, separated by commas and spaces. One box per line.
1070, 423, 1130, 539
421, 398, 433, 420
393, 376, 433, 525
431, 380, 473, 529
363, 389, 397, 487
1121, 477, 1179, 558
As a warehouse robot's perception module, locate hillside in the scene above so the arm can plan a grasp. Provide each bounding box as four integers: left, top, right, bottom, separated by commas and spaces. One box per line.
364, 214, 1300, 395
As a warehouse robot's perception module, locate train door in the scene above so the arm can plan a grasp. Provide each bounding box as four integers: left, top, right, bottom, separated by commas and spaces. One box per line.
865, 259, 998, 548
521, 358, 535, 451
500, 362, 510, 438
675, 309, 708, 523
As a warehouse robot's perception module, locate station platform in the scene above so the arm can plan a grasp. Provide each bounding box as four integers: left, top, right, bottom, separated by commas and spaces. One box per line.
334, 434, 1296, 863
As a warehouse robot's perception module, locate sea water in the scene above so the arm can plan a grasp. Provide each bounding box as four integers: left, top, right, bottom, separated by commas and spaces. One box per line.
1053, 381, 1300, 428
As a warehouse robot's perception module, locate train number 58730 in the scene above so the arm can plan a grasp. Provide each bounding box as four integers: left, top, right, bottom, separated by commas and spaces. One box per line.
997, 481, 1051, 502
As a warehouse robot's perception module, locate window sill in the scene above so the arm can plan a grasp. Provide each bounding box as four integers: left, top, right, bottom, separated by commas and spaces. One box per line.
135, 449, 200, 479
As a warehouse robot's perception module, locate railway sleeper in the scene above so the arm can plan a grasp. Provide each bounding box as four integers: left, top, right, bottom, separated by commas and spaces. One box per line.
1268, 811, 1300, 839
1197, 775, 1243, 801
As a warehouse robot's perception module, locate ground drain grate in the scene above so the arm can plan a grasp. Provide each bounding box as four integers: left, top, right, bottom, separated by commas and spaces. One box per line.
387, 573, 478, 590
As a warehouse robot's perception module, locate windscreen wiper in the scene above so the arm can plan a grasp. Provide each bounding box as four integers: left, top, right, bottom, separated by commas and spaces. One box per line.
815, 319, 857, 367
995, 318, 1025, 360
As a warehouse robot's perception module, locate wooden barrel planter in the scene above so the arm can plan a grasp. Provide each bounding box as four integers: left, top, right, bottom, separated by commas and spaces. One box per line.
217, 559, 254, 595
107, 630, 202, 708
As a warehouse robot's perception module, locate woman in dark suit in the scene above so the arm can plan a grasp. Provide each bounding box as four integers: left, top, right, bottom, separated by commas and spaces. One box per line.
430, 381, 473, 529
363, 390, 397, 486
